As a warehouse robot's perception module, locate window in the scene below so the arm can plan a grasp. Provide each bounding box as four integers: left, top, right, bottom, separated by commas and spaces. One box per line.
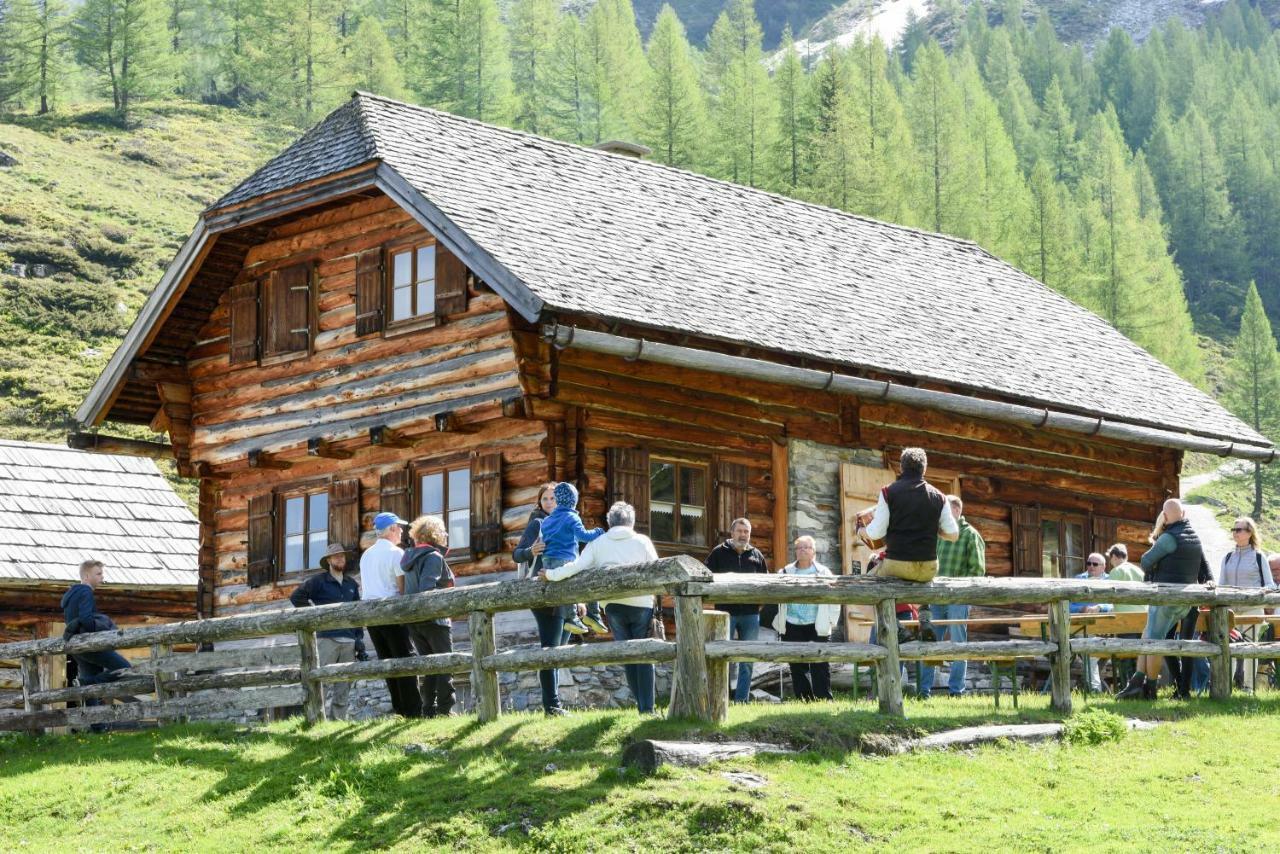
389, 243, 436, 324
228, 263, 312, 365
1040, 513, 1086, 578
418, 463, 471, 551
650, 458, 707, 547
281, 489, 328, 573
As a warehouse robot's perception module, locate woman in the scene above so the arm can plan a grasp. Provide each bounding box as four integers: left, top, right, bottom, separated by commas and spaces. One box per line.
1220, 516, 1275, 691
513, 482, 574, 715
401, 515, 456, 717
772, 536, 840, 701
542, 502, 660, 714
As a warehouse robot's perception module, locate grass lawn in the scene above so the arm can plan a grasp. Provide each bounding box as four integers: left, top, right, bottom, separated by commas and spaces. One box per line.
3, 693, 1279, 852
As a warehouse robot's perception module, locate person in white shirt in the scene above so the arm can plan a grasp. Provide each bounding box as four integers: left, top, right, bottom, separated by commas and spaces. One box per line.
542, 502, 660, 713
358, 511, 421, 717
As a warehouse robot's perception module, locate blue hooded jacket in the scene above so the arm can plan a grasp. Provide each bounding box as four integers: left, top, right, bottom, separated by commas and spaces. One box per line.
539, 482, 603, 562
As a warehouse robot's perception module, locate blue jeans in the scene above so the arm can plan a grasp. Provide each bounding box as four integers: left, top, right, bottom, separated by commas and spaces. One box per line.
74, 649, 132, 685
532, 608, 567, 712
728, 613, 760, 702
1143, 605, 1186, 640
920, 604, 968, 698
605, 603, 655, 713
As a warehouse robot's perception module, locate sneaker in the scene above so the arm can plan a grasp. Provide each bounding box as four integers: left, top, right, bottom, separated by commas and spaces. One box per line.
564, 616, 588, 635
545, 706, 569, 717
582, 613, 608, 634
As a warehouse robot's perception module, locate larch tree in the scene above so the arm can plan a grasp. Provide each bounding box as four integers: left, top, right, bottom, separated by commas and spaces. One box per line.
74, 0, 173, 124
0, 0, 70, 114
771, 24, 807, 193
704, 0, 774, 187
508, 0, 558, 134
1036, 76, 1077, 183
905, 41, 977, 235
344, 16, 406, 99
417, 0, 513, 124
244, 0, 343, 125
1026, 158, 1080, 295
844, 34, 914, 224
639, 4, 705, 169
1226, 282, 1280, 515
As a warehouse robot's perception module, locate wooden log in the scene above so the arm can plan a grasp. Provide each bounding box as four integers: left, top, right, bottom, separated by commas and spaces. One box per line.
1210, 606, 1232, 701
704, 641, 888, 663
874, 600, 903, 716
313, 652, 472, 682
20, 656, 40, 733
151, 645, 173, 705
771, 440, 788, 572
899, 640, 1058, 661
907, 723, 1067, 752
669, 595, 711, 721
1210, 642, 1280, 659
136, 645, 303, 673
66, 431, 175, 460
1047, 600, 1072, 714
1071, 638, 1219, 657
0, 686, 305, 733
704, 611, 730, 726
298, 631, 324, 725
469, 611, 499, 723
168, 667, 302, 692
27, 675, 155, 705
0, 557, 713, 659
480, 640, 674, 672
620, 739, 792, 775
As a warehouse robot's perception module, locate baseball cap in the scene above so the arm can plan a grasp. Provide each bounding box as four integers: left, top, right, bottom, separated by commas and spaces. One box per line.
374, 511, 409, 531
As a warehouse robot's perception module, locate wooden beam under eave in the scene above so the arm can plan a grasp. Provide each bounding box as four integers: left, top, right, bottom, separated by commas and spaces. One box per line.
129, 361, 189, 384
308, 437, 354, 459
369, 425, 418, 449
248, 449, 292, 470
67, 431, 175, 461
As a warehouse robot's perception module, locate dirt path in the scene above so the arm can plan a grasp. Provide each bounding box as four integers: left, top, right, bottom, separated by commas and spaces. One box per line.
1181, 461, 1250, 576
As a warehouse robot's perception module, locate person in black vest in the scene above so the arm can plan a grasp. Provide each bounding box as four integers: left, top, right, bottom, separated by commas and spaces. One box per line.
858, 447, 959, 583
706, 518, 769, 703
1116, 498, 1214, 700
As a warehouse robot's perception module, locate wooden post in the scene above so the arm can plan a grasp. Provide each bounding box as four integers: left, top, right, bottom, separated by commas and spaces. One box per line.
703, 610, 730, 725
873, 600, 903, 717
669, 595, 711, 720
298, 631, 324, 724
1210, 606, 1232, 701
469, 611, 500, 722
771, 440, 789, 572
20, 655, 42, 734
1047, 599, 1073, 715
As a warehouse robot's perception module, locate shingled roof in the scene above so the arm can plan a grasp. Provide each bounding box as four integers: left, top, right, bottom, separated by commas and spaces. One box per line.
0, 441, 197, 588
200, 93, 1265, 449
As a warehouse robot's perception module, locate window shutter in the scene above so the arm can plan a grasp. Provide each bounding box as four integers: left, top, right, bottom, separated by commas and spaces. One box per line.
247, 493, 275, 588
228, 280, 259, 365
279, 263, 311, 353
354, 247, 383, 336
1011, 505, 1042, 577
434, 243, 468, 316
606, 446, 650, 535
379, 468, 412, 523
1090, 514, 1119, 556
714, 460, 749, 542
470, 453, 503, 556
328, 478, 362, 565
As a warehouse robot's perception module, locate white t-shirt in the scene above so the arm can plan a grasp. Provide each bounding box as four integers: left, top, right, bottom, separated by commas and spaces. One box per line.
359, 536, 405, 600
865, 490, 959, 541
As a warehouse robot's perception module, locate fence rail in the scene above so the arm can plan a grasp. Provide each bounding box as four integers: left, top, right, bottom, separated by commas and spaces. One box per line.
2, 556, 1275, 733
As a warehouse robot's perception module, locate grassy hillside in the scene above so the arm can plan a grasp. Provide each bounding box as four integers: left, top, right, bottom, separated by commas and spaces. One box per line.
0, 102, 290, 444
3, 696, 1279, 851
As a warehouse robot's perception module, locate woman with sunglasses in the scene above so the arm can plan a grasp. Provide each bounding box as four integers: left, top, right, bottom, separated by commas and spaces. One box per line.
1220, 516, 1276, 691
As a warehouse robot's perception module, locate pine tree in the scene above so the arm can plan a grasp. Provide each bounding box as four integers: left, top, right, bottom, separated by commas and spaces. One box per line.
1026, 159, 1079, 293
639, 4, 704, 169
0, 0, 70, 114
205, 0, 270, 104
417, 0, 513, 124
243, 0, 343, 125
844, 34, 915, 223
547, 11, 592, 144
508, 0, 558, 134
74, 0, 173, 123
1227, 282, 1280, 514
809, 46, 857, 211
596, 0, 648, 127
771, 24, 807, 193
344, 16, 406, 99
905, 42, 978, 235
704, 0, 774, 187
982, 27, 1038, 173
1036, 76, 1077, 182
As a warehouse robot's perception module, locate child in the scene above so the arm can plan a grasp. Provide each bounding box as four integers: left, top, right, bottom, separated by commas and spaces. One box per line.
539, 482, 607, 633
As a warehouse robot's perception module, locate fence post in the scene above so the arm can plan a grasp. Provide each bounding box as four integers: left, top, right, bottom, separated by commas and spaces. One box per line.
669, 594, 711, 720
150, 644, 172, 703
20, 655, 42, 734
1209, 606, 1232, 701
702, 610, 730, 725
1047, 599, 1073, 715
298, 630, 325, 725
873, 599, 903, 717
469, 611, 500, 722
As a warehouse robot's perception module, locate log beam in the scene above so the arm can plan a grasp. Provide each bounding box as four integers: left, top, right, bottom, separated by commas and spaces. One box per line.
298, 630, 324, 724
66, 431, 174, 460
1047, 600, 1072, 714
1210, 606, 1232, 700
248, 449, 292, 470
307, 437, 353, 459
369, 425, 418, 449
480, 640, 673, 672
669, 595, 711, 721
874, 600, 903, 716
704, 610, 730, 725
469, 611, 499, 722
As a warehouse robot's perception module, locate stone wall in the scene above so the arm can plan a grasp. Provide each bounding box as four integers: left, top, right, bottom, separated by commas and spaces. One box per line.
786, 439, 884, 571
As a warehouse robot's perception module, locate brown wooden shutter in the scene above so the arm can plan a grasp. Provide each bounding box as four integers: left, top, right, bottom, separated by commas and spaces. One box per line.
1011, 505, 1042, 577
379, 469, 412, 522
470, 453, 503, 556
246, 493, 275, 588
228, 281, 259, 365
279, 263, 311, 353
1090, 514, 1119, 556
355, 247, 384, 336
328, 478, 361, 565
714, 460, 749, 542
434, 243, 468, 316
606, 446, 650, 535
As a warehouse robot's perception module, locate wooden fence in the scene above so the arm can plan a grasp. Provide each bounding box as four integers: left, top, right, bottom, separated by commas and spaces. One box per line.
3, 556, 1279, 732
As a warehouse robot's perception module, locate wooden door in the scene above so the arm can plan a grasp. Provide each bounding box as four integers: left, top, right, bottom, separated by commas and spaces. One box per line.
839, 464, 890, 642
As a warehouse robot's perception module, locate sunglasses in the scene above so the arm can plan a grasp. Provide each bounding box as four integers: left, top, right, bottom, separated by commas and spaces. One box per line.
1085, 562, 1104, 567
1232, 528, 1250, 533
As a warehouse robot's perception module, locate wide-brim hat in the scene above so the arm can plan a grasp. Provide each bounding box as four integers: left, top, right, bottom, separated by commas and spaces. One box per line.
318, 542, 347, 569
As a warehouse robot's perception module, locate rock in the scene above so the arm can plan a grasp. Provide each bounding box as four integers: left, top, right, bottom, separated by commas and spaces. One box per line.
544, 763, 558, 772
621, 740, 794, 776
0, 151, 17, 168
722, 771, 768, 789
557, 668, 575, 684
749, 689, 782, 704
403, 743, 449, 758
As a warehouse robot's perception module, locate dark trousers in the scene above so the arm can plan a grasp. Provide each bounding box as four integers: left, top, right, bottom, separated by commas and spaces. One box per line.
73, 649, 132, 685
605, 604, 655, 713
783, 622, 832, 701
407, 621, 455, 715
366, 623, 423, 717
532, 608, 567, 712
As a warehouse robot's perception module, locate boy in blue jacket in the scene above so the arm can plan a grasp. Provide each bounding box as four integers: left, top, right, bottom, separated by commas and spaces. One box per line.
539, 482, 607, 632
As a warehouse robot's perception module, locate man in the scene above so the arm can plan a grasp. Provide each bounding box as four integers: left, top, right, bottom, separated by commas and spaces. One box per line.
1105, 543, 1147, 686
62, 559, 133, 686
920, 495, 985, 699
1070, 553, 1113, 693
705, 518, 769, 703
290, 543, 361, 720
1117, 498, 1213, 700
358, 511, 421, 718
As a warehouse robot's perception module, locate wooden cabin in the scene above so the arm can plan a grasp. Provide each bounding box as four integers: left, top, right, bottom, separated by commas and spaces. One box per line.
73, 92, 1271, 636
0, 440, 196, 708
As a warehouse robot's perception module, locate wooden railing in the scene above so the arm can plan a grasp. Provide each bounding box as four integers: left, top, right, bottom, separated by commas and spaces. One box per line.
3, 557, 1278, 732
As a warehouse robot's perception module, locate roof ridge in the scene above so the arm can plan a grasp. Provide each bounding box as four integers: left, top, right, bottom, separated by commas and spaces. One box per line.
350, 90, 984, 252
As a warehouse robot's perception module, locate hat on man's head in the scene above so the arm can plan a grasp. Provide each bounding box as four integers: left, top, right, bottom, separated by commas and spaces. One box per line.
374, 511, 409, 531
318, 542, 347, 570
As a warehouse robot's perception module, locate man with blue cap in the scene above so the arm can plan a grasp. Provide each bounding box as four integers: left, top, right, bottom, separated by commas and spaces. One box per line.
358, 510, 422, 717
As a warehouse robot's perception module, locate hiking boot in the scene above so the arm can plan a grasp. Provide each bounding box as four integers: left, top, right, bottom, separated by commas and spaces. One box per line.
1141, 679, 1159, 701
564, 616, 588, 635
1115, 672, 1147, 700
545, 706, 569, 717
582, 613, 608, 634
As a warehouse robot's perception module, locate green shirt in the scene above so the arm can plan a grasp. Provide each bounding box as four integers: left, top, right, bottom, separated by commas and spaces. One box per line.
936, 517, 986, 577
1106, 561, 1148, 613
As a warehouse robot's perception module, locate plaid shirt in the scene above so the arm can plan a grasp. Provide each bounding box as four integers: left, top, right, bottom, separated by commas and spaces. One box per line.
936, 517, 986, 577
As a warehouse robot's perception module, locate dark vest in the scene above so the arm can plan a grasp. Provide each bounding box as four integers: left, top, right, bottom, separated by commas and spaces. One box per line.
883, 473, 947, 562
1153, 520, 1204, 584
